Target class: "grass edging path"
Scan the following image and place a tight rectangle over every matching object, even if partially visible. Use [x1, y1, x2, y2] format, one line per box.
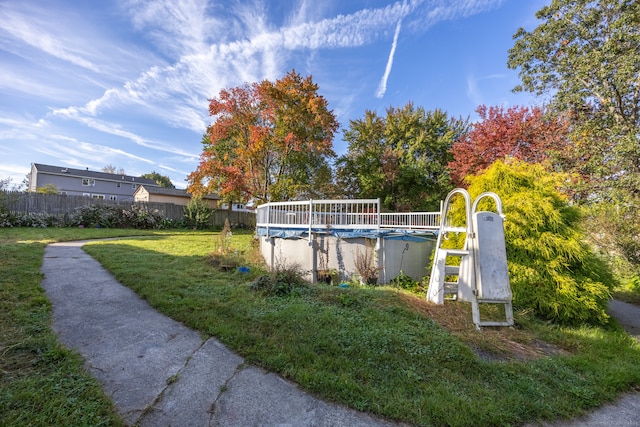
[80, 231, 640, 427]
[0, 228, 168, 426]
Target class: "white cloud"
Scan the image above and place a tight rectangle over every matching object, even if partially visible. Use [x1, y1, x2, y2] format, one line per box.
[158, 164, 185, 173]
[407, 0, 504, 32]
[0, 116, 38, 128]
[0, 115, 47, 141]
[467, 74, 482, 106]
[28, 135, 156, 173]
[0, 69, 70, 101]
[75, 117, 200, 160]
[281, 2, 412, 51]
[61, 137, 154, 163]
[39, 0, 507, 161]
[0, 0, 515, 189]
[376, 19, 402, 98]
[466, 73, 506, 106]
[48, 0, 417, 131]
[0, 6, 98, 71]
[1, 107, 198, 168]
[0, 162, 30, 188]
[0, 163, 29, 175]
[0, 0, 165, 116]
[123, 0, 223, 57]
[286, 0, 332, 28]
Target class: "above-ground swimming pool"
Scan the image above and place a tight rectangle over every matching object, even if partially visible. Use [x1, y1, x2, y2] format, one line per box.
[256, 199, 440, 284]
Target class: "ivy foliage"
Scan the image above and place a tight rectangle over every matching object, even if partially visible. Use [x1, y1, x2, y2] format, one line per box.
[448, 159, 614, 325]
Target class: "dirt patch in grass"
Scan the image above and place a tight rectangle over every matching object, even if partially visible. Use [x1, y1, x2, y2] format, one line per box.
[395, 292, 568, 362]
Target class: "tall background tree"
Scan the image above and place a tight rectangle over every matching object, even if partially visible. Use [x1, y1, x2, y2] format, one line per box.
[141, 171, 175, 188]
[102, 165, 126, 175]
[336, 104, 467, 211]
[188, 70, 338, 203]
[0, 177, 17, 192]
[508, 0, 639, 195]
[508, 0, 640, 278]
[448, 105, 569, 185]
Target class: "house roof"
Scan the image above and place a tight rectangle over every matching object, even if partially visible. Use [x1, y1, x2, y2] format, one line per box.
[33, 163, 160, 186]
[136, 185, 220, 200]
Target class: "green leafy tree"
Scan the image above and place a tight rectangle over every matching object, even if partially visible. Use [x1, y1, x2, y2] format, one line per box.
[449, 159, 613, 325]
[0, 177, 13, 191]
[21, 173, 30, 191]
[582, 195, 640, 280]
[0, 177, 14, 214]
[36, 184, 59, 194]
[508, 0, 640, 275]
[141, 171, 175, 188]
[336, 103, 467, 211]
[508, 0, 640, 197]
[188, 70, 338, 203]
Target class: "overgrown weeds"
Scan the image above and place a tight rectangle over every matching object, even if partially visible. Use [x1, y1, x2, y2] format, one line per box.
[390, 270, 425, 293]
[0, 203, 181, 229]
[353, 238, 379, 284]
[207, 221, 261, 272]
[249, 262, 308, 296]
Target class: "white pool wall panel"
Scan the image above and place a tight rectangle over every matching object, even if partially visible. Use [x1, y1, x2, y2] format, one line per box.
[259, 233, 436, 284]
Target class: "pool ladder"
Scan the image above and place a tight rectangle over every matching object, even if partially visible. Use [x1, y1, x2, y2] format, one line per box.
[427, 189, 513, 328]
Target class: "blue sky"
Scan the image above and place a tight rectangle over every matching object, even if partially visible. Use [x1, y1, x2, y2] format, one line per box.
[0, 0, 548, 189]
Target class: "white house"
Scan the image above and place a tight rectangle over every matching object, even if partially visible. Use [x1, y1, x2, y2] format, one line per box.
[133, 185, 220, 208]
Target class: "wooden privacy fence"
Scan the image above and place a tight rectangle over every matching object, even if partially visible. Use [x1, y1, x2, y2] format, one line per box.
[209, 210, 256, 228]
[1, 191, 255, 228]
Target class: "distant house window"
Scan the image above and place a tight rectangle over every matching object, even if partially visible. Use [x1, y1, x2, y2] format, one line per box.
[83, 193, 91, 197]
[116, 182, 121, 188]
[132, 184, 138, 189]
[60, 191, 67, 196]
[92, 194, 105, 200]
[109, 195, 117, 201]
[82, 178, 95, 187]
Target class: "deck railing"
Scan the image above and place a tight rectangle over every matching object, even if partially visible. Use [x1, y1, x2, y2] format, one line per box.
[380, 212, 440, 229]
[256, 199, 440, 232]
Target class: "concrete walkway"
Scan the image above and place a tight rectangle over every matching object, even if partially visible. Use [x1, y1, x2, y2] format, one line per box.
[41, 241, 402, 427]
[41, 241, 640, 426]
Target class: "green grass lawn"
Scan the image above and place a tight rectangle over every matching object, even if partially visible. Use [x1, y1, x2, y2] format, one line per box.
[3, 228, 640, 426]
[0, 227, 166, 427]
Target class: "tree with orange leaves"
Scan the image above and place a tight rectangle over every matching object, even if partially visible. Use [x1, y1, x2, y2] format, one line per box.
[188, 70, 338, 203]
